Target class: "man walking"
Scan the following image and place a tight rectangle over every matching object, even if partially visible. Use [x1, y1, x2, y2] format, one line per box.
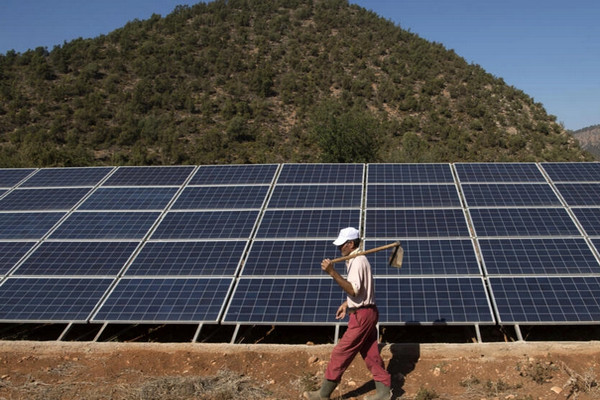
[303, 227, 391, 400]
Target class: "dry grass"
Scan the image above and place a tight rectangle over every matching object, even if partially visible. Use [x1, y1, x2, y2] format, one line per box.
[0, 369, 271, 400]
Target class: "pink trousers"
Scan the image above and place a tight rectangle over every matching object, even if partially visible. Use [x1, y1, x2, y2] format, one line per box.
[325, 307, 391, 387]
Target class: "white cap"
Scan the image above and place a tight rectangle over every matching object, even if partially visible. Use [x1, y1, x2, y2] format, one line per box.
[332, 227, 360, 246]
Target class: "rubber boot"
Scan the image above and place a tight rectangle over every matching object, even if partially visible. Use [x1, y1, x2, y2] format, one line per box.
[364, 381, 391, 400]
[303, 379, 338, 399]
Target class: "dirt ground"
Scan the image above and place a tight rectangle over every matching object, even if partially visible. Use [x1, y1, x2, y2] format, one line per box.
[0, 340, 599, 400]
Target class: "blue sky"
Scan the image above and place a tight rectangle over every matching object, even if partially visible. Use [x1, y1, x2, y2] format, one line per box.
[1, 1, 598, 130]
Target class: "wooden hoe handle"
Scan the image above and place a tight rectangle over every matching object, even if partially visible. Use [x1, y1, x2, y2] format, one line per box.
[330, 241, 401, 264]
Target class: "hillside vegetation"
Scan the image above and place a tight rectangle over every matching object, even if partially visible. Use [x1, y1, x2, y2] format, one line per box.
[0, 0, 593, 167]
[571, 124, 600, 160]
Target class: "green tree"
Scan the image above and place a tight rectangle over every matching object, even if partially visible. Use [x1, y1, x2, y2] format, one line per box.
[310, 100, 382, 163]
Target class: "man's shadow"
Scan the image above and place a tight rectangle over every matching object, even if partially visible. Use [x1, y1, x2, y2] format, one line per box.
[341, 343, 420, 399]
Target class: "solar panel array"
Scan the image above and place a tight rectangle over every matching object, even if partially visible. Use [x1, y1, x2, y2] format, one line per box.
[0, 163, 599, 331]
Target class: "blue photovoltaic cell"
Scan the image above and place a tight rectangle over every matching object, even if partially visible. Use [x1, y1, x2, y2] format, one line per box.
[172, 186, 269, 210]
[102, 166, 195, 186]
[0, 212, 64, 239]
[542, 162, 600, 182]
[190, 164, 278, 185]
[0, 188, 91, 211]
[367, 164, 454, 183]
[0, 242, 37, 275]
[365, 209, 469, 238]
[93, 277, 233, 322]
[268, 185, 362, 209]
[78, 187, 177, 210]
[0, 169, 35, 188]
[470, 208, 580, 237]
[376, 277, 494, 324]
[366, 184, 461, 208]
[0, 277, 113, 322]
[489, 276, 600, 323]
[479, 238, 600, 275]
[223, 278, 343, 324]
[455, 163, 544, 183]
[50, 212, 160, 239]
[152, 211, 259, 239]
[365, 239, 480, 276]
[555, 183, 600, 206]
[125, 241, 247, 276]
[13, 241, 139, 276]
[461, 183, 561, 207]
[256, 209, 361, 239]
[277, 164, 363, 184]
[572, 208, 600, 236]
[21, 167, 113, 187]
[242, 240, 332, 276]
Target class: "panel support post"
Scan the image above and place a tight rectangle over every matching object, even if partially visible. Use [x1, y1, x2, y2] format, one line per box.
[514, 324, 524, 342]
[192, 323, 203, 343]
[474, 324, 482, 343]
[230, 324, 241, 344]
[57, 323, 73, 341]
[93, 323, 108, 342]
[334, 324, 340, 344]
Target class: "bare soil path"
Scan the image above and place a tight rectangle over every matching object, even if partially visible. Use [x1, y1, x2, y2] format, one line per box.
[0, 340, 599, 399]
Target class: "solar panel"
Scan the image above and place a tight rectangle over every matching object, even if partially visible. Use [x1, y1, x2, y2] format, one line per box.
[125, 241, 247, 276]
[365, 239, 480, 276]
[365, 209, 469, 238]
[267, 185, 362, 209]
[172, 186, 269, 210]
[366, 184, 461, 208]
[223, 277, 343, 324]
[102, 166, 195, 186]
[4, 162, 600, 331]
[0, 169, 36, 188]
[13, 241, 139, 276]
[242, 240, 332, 276]
[78, 187, 178, 210]
[542, 162, 600, 182]
[555, 183, 600, 206]
[0, 277, 113, 322]
[0, 242, 37, 275]
[376, 277, 494, 324]
[255, 209, 361, 239]
[151, 211, 259, 239]
[479, 238, 600, 275]
[470, 208, 580, 237]
[93, 277, 233, 322]
[21, 167, 113, 187]
[277, 164, 363, 184]
[0, 212, 65, 239]
[572, 208, 600, 236]
[190, 164, 278, 185]
[461, 183, 561, 207]
[489, 276, 600, 323]
[50, 211, 160, 239]
[367, 164, 454, 183]
[455, 163, 544, 183]
[0, 188, 91, 211]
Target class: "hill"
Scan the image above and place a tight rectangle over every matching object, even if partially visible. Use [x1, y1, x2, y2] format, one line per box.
[570, 124, 600, 160]
[0, 0, 593, 167]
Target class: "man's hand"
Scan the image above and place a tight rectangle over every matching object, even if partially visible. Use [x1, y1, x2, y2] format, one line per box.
[321, 258, 334, 275]
[336, 301, 348, 320]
